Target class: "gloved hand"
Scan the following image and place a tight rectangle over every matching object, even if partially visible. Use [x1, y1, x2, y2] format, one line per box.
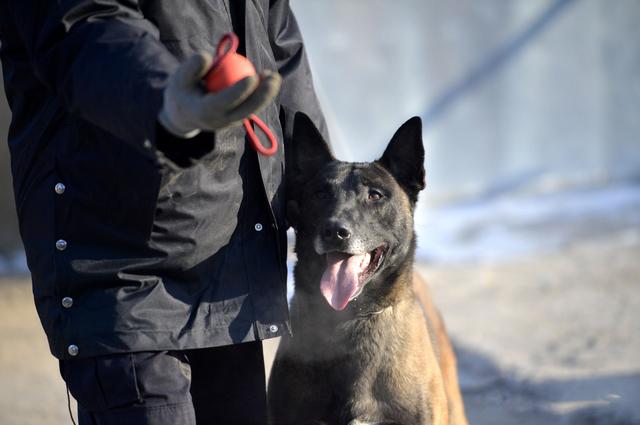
[158, 51, 282, 138]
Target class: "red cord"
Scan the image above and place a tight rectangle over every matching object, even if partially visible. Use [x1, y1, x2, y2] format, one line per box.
[244, 115, 278, 156]
[210, 33, 239, 70]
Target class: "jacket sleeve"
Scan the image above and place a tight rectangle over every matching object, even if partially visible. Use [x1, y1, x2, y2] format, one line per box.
[268, 0, 330, 143]
[6, 0, 180, 156]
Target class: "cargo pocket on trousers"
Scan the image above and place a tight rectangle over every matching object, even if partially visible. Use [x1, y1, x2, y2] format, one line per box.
[61, 353, 142, 412]
[96, 353, 143, 409]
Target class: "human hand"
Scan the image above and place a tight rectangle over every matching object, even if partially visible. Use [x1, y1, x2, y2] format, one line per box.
[158, 51, 282, 138]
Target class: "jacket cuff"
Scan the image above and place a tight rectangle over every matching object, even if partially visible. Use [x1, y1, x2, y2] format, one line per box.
[154, 121, 215, 169]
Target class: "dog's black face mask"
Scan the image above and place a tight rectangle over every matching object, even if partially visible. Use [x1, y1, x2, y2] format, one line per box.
[287, 113, 425, 311]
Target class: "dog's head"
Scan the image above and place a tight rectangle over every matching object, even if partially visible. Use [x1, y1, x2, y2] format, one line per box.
[287, 113, 425, 311]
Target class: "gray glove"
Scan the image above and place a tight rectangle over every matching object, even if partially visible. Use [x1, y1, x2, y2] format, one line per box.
[158, 51, 282, 138]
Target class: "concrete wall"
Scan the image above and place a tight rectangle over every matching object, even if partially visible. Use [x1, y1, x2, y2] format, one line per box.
[292, 0, 640, 199]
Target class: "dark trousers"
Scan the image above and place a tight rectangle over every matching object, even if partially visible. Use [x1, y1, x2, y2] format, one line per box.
[59, 341, 268, 425]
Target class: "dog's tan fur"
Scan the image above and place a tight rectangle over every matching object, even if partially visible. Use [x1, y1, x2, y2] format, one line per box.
[412, 273, 468, 425]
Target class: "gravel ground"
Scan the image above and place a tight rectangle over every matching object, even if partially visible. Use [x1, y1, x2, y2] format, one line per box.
[418, 227, 640, 425]
[1, 221, 638, 424]
[0, 278, 73, 425]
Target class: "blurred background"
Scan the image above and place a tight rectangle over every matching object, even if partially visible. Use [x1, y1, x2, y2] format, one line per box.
[1, 0, 639, 424]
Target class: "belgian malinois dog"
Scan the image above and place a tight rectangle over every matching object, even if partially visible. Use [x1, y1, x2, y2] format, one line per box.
[268, 113, 468, 425]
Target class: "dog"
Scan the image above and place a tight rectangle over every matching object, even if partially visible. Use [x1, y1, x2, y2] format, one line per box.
[267, 113, 468, 425]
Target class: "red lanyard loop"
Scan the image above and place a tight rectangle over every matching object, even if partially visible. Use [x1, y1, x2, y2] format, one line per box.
[210, 33, 239, 71]
[244, 114, 278, 156]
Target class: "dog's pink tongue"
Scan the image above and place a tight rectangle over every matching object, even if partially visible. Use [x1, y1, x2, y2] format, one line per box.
[320, 252, 370, 311]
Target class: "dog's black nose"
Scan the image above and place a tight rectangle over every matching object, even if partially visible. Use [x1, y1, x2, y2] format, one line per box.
[322, 221, 351, 241]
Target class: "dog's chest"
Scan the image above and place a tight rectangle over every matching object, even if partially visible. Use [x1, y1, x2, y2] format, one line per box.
[321, 321, 430, 424]
[287, 297, 433, 424]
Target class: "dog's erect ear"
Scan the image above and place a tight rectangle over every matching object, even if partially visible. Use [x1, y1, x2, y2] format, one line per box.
[377, 116, 425, 203]
[286, 112, 335, 198]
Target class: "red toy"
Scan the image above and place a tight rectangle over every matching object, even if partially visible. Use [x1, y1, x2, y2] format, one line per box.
[205, 33, 278, 156]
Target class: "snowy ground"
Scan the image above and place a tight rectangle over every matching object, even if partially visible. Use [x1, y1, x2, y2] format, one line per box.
[1, 183, 639, 424]
[415, 182, 640, 264]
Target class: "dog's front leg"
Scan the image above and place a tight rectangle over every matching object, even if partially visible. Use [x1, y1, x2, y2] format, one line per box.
[348, 420, 404, 425]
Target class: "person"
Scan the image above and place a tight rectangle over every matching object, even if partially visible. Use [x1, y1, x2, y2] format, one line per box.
[0, 1, 328, 424]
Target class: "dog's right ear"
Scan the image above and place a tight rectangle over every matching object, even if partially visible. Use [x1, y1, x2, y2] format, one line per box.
[378, 116, 425, 204]
[286, 112, 335, 200]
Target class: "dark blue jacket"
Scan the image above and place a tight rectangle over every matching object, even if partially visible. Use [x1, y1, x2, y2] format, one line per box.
[0, 0, 327, 359]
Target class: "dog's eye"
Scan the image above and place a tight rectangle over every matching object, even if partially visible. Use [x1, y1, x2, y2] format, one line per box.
[368, 190, 383, 201]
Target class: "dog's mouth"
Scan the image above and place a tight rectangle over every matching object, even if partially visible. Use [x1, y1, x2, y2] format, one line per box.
[319, 245, 387, 311]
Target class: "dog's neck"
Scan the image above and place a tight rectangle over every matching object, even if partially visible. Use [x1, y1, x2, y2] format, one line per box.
[354, 305, 392, 318]
[287, 262, 417, 364]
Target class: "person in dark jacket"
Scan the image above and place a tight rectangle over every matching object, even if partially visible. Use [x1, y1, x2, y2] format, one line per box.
[0, 1, 328, 423]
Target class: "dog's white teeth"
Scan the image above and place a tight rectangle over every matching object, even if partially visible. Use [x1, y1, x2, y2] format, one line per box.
[361, 253, 371, 269]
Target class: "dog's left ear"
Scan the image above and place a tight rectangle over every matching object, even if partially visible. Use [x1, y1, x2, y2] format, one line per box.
[377, 116, 425, 203]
